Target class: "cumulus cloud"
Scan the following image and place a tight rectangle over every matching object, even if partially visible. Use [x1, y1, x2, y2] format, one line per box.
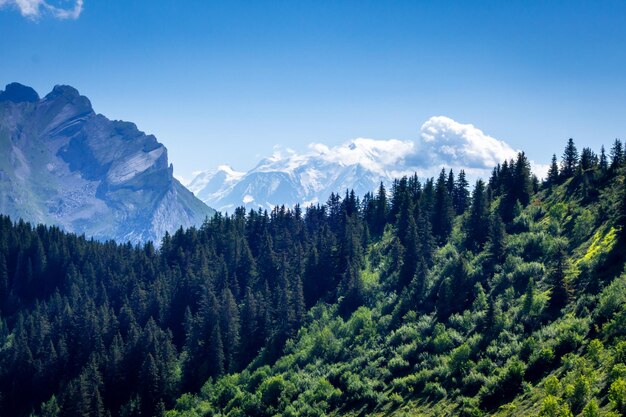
[0, 0, 83, 20]
[251, 116, 541, 185]
[416, 116, 518, 169]
[308, 138, 415, 175]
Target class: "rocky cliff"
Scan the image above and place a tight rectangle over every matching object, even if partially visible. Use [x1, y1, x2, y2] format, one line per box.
[0, 82, 214, 243]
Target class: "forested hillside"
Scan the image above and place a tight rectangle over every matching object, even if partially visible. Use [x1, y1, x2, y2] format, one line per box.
[2, 138, 626, 417]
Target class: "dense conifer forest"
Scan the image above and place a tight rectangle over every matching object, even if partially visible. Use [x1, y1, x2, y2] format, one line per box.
[1, 138, 626, 416]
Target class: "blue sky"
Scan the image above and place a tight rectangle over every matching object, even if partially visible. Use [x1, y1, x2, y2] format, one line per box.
[1, 1, 626, 181]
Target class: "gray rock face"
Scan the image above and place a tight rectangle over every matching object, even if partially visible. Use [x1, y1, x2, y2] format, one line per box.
[0, 83, 214, 243]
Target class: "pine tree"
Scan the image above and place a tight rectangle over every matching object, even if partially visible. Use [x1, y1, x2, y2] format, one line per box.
[580, 147, 597, 171]
[561, 138, 579, 178]
[140, 353, 160, 417]
[453, 170, 470, 215]
[467, 180, 489, 251]
[522, 277, 535, 316]
[291, 275, 306, 327]
[447, 169, 455, 197]
[547, 246, 570, 318]
[209, 323, 225, 377]
[374, 182, 388, 236]
[547, 154, 559, 186]
[600, 145, 608, 172]
[432, 169, 454, 245]
[618, 176, 626, 233]
[220, 287, 241, 372]
[514, 152, 533, 206]
[610, 138, 624, 169]
[0, 254, 8, 302]
[486, 211, 506, 266]
[398, 209, 421, 290]
[239, 287, 259, 366]
[40, 395, 61, 417]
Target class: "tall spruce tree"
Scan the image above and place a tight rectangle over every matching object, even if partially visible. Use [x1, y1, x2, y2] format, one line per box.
[432, 169, 455, 245]
[547, 154, 560, 186]
[600, 145, 608, 172]
[561, 138, 579, 178]
[467, 180, 490, 251]
[610, 139, 624, 169]
[453, 170, 470, 215]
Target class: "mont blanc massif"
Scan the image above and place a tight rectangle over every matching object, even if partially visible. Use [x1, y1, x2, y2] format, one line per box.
[2, 82, 626, 417]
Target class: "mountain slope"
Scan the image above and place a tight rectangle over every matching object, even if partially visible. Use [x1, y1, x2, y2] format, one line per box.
[2, 138, 625, 417]
[169, 145, 626, 417]
[0, 82, 214, 243]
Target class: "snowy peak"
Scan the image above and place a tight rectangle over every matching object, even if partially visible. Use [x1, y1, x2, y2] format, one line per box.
[190, 116, 522, 212]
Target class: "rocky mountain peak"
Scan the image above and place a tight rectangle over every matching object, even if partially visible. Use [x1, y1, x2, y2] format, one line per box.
[0, 82, 214, 243]
[0, 82, 40, 103]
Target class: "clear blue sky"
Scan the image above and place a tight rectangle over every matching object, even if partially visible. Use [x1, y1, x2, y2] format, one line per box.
[2, 1, 626, 180]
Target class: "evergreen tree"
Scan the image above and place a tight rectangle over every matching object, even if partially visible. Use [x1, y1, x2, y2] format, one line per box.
[514, 152, 533, 206]
[209, 324, 225, 377]
[220, 287, 241, 372]
[140, 353, 161, 417]
[467, 180, 489, 251]
[547, 246, 570, 318]
[486, 211, 506, 266]
[610, 138, 624, 169]
[398, 206, 421, 290]
[600, 145, 608, 172]
[547, 154, 559, 186]
[561, 138, 579, 178]
[447, 169, 455, 197]
[0, 254, 8, 302]
[432, 169, 454, 245]
[453, 170, 470, 215]
[580, 147, 597, 171]
[39, 395, 61, 417]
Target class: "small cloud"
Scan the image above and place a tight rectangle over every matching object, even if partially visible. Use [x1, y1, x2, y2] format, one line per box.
[0, 0, 83, 20]
[531, 162, 550, 180]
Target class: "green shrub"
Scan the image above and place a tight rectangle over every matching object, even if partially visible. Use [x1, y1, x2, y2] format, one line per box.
[581, 399, 600, 417]
[544, 375, 561, 397]
[609, 378, 626, 416]
[539, 395, 573, 417]
[423, 382, 446, 401]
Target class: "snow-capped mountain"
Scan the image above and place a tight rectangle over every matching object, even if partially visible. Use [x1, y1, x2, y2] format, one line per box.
[188, 138, 415, 212]
[0, 82, 215, 243]
[188, 117, 526, 213]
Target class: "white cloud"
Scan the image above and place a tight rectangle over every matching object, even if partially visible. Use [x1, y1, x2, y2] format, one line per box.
[417, 116, 518, 169]
[254, 116, 525, 182]
[0, 0, 83, 20]
[224, 115, 546, 193]
[307, 137, 415, 175]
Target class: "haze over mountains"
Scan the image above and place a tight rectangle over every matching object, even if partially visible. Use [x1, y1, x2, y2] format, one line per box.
[0, 82, 214, 243]
[187, 116, 525, 212]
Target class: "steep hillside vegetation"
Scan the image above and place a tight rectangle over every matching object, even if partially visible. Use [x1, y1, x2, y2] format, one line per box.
[167, 140, 626, 417]
[2, 139, 626, 417]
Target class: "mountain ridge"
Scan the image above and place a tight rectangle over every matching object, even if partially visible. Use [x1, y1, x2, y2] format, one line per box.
[0, 82, 214, 243]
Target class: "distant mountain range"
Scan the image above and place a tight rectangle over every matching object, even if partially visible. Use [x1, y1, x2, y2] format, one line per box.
[0, 82, 214, 243]
[187, 139, 409, 212]
[186, 120, 524, 213]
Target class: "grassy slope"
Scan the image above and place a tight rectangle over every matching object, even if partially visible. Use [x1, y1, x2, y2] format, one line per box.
[167, 168, 626, 417]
